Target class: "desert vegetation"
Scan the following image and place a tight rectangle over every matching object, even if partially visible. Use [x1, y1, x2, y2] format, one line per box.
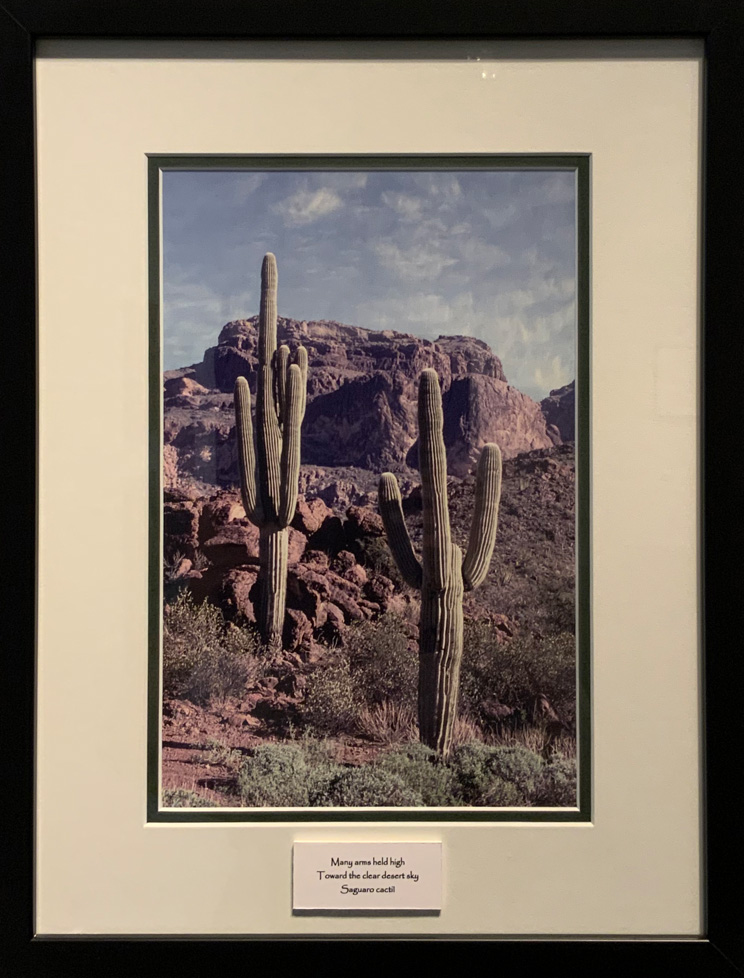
[161, 596, 575, 808]
[160, 253, 577, 810]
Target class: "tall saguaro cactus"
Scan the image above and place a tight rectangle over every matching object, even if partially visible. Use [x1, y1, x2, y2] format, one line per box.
[378, 368, 502, 757]
[233, 254, 308, 649]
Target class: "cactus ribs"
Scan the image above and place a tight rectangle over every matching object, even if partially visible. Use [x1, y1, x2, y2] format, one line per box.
[379, 369, 502, 758]
[233, 254, 308, 649]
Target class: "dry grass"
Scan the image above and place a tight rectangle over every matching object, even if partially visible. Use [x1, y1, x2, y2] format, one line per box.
[489, 722, 576, 759]
[449, 713, 488, 748]
[356, 701, 417, 744]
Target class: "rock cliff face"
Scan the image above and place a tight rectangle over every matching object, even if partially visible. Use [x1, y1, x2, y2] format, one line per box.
[164, 317, 561, 487]
[541, 381, 575, 443]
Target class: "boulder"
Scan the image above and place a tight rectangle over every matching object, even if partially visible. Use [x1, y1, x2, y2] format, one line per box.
[199, 492, 246, 543]
[283, 608, 313, 652]
[219, 567, 260, 623]
[439, 375, 555, 477]
[202, 523, 260, 567]
[344, 505, 385, 540]
[163, 500, 201, 559]
[291, 496, 333, 535]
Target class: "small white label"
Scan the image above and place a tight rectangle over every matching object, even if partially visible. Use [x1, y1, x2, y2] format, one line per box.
[293, 842, 442, 912]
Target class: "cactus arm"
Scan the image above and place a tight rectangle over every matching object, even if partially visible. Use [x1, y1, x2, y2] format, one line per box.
[233, 376, 259, 521]
[278, 364, 303, 528]
[295, 346, 308, 420]
[378, 473, 423, 588]
[259, 253, 278, 365]
[418, 368, 451, 590]
[275, 344, 290, 425]
[462, 443, 502, 591]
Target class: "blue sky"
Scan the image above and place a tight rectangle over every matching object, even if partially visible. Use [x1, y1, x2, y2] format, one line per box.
[162, 168, 576, 400]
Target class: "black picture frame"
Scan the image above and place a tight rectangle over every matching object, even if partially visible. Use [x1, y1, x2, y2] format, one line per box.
[3, 1, 742, 973]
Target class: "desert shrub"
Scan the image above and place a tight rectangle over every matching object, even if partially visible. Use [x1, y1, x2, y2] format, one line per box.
[237, 743, 338, 807]
[162, 591, 262, 705]
[192, 549, 210, 572]
[346, 613, 417, 709]
[450, 742, 545, 806]
[484, 745, 544, 796]
[534, 756, 577, 807]
[460, 622, 576, 727]
[203, 738, 244, 772]
[356, 535, 403, 586]
[314, 766, 423, 807]
[301, 658, 357, 735]
[161, 788, 212, 808]
[163, 550, 186, 583]
[301, 614, 417, 738]
[356, 701, 417, 744]
[377, 743, 460, 807]
[234, 736, 570, 809]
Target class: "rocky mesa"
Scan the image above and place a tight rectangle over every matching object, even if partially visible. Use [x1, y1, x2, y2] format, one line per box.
[164, 317, 570, 489]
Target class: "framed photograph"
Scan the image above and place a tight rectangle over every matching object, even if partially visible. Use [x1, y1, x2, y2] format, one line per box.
[150, 153, 590, 823]
[4, 1, 742, 971]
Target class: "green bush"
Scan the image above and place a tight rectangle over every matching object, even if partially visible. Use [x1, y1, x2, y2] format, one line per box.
[232, 737, 575, 809]
[376, 743, 460, 807]
[301, 614, 417, 737]
[315, 766, 423, 807]
[161, 788, 212, 808]
[237, 743, 337, 807]
[346, 613, 417, 709]
[163, 591, 262, 706]
[460, 621, 576, 727]
[301, 658, 357, 735]
[534, 756, 577, 807]
[356, 535, 403, 585]
[450, 742, 545, 806]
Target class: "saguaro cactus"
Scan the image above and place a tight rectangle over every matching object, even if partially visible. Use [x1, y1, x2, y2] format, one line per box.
[233, 254, 308, 649]
[378, 368, 502, 757]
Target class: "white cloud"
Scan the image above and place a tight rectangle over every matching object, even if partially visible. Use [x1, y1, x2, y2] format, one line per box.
[357, 291, 481, 336]
[317, 172, 368, 191]
[457, 237, 511, 273]
[374, 241, 459, 281]
[483, 202, 519, 230]
[231, 173, 266, 204]
[533, 355, 571, 393]
[163, 266, 253, 367]
[380, 191, 424, 220]
[410, 173, 463, 202]
[272, 188, 343, 226]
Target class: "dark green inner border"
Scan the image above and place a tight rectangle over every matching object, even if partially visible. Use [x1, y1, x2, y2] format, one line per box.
[147, 154, 591, 824]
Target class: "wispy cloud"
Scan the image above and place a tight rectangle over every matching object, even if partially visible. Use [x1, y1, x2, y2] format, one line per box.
[380, 191, 424, 220]
[533, 355, 571, 393]
[374, 241, 459, 281]
[162, 168, 577, 399]
[272, 188, 343, 226]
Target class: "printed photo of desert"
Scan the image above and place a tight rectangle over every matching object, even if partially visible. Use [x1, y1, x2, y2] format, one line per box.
[158, 165, 581, 810]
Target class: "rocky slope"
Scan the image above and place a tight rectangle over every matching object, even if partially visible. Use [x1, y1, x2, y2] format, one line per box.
[164, 443, 575, 662]
[164, 317, 566, 488]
